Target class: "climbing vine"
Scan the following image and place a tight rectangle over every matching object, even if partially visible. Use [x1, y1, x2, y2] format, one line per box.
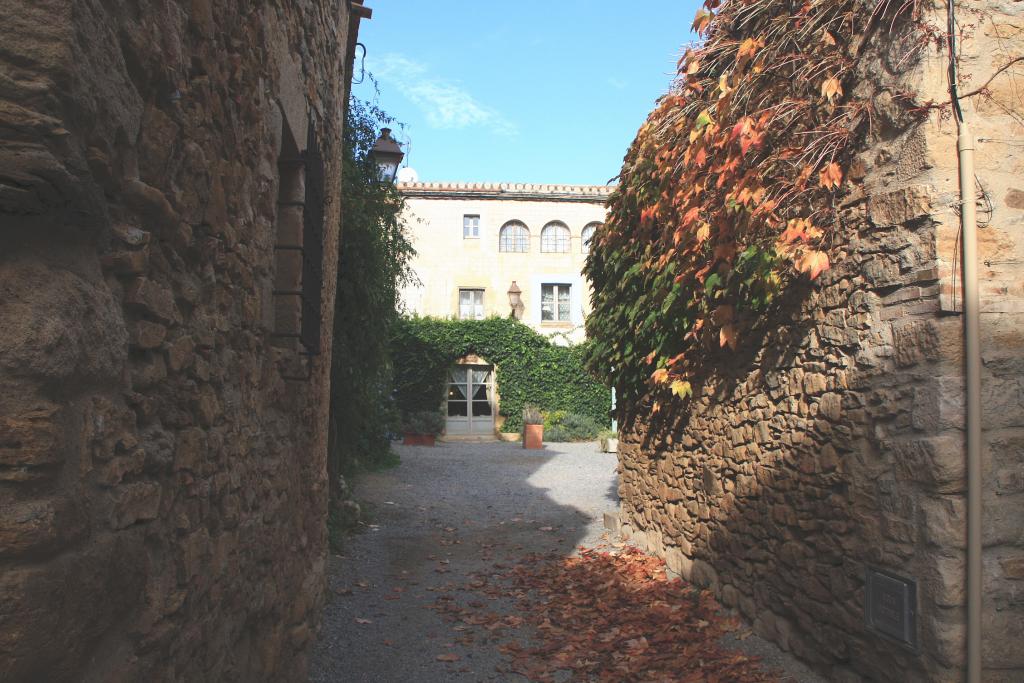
[391, 317, 611, 432]
[328, 98, 415, 476]
[585, 0, 915, 404]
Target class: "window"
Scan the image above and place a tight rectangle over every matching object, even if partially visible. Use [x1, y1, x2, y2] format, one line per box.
[540, 222, 570, 253]
[459, 288, 484, 319]
[582, 222, 601, 253]
[541, 284, 571, 322]
[463, 214, 480, 239]
[499, 221, 530, 252]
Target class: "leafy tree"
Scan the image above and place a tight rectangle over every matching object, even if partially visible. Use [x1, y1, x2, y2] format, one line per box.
[328, 98, 415, 484]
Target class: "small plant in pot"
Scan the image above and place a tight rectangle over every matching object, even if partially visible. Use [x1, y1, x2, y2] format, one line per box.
[598, 428, 618, 453]
[522, 404, 544, 450]
[401, 410, 444, 446]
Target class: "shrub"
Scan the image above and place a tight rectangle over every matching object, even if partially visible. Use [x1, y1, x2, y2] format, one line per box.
[543, 409, 568, 430]
[543, 412, 603, 442]
[401, 410, 445, 435]
[328, 97, 415, 478]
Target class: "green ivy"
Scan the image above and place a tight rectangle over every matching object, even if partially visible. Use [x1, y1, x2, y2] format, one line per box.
[328, 97, 415, 478]
[391, 316, 611, 432]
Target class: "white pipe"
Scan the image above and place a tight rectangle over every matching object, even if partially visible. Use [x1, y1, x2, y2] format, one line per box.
[957, 121, 982, 683]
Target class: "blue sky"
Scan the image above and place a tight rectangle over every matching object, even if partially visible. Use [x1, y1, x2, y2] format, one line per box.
[354, 1, 700, 185]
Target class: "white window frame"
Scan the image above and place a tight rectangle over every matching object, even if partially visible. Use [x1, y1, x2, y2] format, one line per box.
[499, 221, 530, 253]
[540, 283, 571, 322]
[582, 222, 600, 253]
[463, 214, 480, 239]
[540, 222, 570, 253]
[458, 288, 485, 320]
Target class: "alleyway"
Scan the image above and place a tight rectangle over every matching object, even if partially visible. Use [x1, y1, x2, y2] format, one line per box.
[309, 442, 615, 681]
[308, 442, 824, 682]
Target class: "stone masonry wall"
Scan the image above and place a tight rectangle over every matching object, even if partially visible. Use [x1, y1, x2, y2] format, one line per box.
[613, 2, 1023, 682]
[0, 1, 357, 679]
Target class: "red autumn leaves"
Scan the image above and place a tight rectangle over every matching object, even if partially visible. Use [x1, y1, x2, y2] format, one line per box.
[436, 545, 780, 682]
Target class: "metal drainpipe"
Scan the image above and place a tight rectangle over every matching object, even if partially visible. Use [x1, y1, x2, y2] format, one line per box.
[957, 121, 982, 683]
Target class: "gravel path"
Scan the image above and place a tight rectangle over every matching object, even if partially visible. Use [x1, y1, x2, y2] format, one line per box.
[308, 440, 824, 683]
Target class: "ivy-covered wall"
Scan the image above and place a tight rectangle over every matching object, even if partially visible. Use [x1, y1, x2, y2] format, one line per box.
[391, 317, 610, 432]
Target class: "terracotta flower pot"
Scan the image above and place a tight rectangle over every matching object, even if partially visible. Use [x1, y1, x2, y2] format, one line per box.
[402, 433, 436, 446]
[523, 424, 543, 449]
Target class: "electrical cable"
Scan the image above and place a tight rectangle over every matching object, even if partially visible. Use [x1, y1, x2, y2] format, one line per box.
[947, 0, 964, 122]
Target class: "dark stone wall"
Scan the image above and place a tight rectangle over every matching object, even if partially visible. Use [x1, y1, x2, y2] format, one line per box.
[0, 1, 355, 679]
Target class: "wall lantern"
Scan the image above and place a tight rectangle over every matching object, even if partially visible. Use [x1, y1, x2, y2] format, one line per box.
[369, 127, 404, 183]
[507, 281, 524, 320]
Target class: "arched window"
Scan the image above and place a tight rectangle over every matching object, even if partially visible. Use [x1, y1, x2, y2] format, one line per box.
[499, 221, 530, 253]
[540, 222, 570, 253]
[581, 222, 601, 253]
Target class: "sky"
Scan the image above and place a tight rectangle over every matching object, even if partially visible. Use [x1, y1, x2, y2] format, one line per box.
[353, 1, 700, 186]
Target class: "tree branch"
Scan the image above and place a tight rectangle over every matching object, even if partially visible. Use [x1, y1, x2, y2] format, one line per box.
[960, 56, 1024, 99]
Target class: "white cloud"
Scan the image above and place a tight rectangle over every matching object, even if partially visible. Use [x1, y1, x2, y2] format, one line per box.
[607, 77, 628, 90]
[369, 53, 518, 136]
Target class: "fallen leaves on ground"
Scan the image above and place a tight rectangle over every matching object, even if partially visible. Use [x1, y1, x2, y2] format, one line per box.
[434, 546, 779, 682]
[435, 653, 461, 662]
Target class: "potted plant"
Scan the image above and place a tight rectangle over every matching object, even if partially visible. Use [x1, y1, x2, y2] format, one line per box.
[598, 428, 618, 453]
[401, 410, 444, 446]
[522, 404, 544, 450]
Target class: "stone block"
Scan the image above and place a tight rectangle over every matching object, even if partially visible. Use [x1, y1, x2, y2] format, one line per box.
[101, 249, 148, 275]
[0, 497, 87, 558]
[999, 556, 1024, 580]
[0, 263, 128, 381]
[920, 495, 967, 549]
[893, 319, 940, 367]
[124, 278, 177, 325]
[912, 377, 965, 432]
[166, 336, 196, 373]
[109, 482, 162, 530]
[0, 405, 61, 471]
[691, 558, 720, 593]
[890, 436, 966, 493]
[130, 320, 167, 350]
[867, 186, 933, 227]
[983, 607, 1024, 668]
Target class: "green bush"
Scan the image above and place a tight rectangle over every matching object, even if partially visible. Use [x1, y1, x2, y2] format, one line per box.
[544, 412, 603, 442]
[401, 410, 445, 435]
[391, 316, 611, 432]
[328, 97, 415, 478]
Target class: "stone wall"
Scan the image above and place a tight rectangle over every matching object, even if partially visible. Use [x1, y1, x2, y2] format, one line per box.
[0, 1, 360, 679]
[612, 1, 1023, 681]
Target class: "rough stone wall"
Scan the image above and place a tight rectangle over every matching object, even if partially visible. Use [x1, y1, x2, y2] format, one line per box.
[0, 1, 356, 679]
[612, 2, 1023, 682]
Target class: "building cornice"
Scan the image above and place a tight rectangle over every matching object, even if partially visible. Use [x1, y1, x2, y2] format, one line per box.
[398, 182, 615, 203]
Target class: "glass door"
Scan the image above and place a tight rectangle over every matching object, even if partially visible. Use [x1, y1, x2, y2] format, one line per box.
[446, 365, 494, 435]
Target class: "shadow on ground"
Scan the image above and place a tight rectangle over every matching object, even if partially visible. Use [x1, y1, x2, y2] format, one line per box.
[308, 440, 618, 682]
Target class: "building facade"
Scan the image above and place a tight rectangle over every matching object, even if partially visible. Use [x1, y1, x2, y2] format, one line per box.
[398, 182, 613, 345]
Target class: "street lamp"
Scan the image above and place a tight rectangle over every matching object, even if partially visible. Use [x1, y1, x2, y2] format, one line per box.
[368, 127, 404, 183]
[507, 281, 524, 320]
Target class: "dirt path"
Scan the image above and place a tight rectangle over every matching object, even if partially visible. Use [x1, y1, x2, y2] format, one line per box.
[309, 441, 617, 682]
[308, 440, 824, 682]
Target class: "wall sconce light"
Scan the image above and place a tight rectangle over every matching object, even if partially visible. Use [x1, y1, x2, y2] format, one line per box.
[507, 281, 524, 320]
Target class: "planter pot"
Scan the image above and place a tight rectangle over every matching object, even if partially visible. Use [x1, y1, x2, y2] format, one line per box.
[601, 437, 619, 453]
[523, 424, 543, 450]
[402, 433, 436, 446]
